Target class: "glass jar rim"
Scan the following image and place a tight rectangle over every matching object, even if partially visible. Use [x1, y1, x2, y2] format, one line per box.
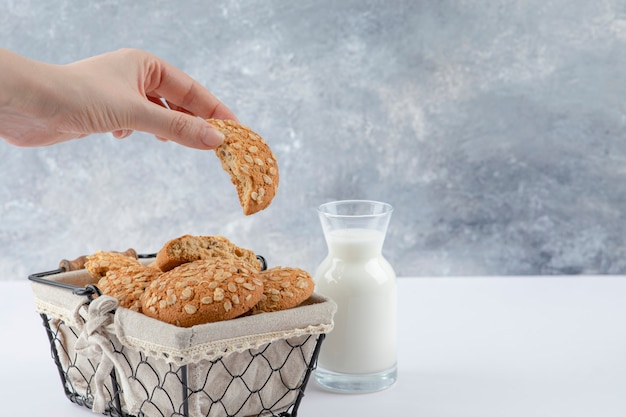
[317, 199, 393, 218]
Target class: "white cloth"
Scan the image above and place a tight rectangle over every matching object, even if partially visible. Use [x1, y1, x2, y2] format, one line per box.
[74, 295, 141, 414]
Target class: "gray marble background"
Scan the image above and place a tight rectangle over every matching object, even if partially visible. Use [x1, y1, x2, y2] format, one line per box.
[2, 0, 626, 280]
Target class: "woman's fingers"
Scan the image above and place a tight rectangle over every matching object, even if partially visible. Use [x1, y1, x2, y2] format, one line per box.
[134, 102, 225, 149]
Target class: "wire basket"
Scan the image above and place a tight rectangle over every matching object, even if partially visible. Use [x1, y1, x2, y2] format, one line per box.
[29, 254, 335, 417]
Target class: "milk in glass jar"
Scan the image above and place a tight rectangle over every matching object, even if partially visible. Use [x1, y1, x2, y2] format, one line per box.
[314, 200, 397, 393]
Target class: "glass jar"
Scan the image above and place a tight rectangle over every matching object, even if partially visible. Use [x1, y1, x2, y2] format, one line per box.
[314, 200, 397, 393]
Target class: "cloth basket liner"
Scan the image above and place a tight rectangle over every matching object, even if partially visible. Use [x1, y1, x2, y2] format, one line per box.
[30, 266, 336, 417]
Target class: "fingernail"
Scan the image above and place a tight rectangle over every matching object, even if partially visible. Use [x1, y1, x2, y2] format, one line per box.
[112, 129, 133, 139]
[201, 125, 225, 148]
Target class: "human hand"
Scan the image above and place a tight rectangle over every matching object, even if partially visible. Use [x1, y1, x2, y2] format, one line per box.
[0, 48, 237, 148]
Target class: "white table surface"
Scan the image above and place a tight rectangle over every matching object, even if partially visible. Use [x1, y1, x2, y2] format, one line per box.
[2, 276, 625, 416]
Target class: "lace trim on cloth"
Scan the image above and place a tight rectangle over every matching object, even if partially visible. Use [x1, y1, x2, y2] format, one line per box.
[119, 323, 333, 366]
[34, 298, 85, 327]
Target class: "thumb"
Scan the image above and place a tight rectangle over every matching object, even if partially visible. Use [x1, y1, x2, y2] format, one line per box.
[135, 105, 225, 150]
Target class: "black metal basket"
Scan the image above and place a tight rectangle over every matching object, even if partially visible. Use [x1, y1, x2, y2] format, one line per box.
[29, 254, 330, 417]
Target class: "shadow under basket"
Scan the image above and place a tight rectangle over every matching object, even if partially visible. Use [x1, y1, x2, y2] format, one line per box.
[29, 254, 335, 417]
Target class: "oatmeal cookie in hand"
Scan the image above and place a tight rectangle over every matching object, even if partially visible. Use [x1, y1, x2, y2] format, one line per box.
[207, 119, 279, 215]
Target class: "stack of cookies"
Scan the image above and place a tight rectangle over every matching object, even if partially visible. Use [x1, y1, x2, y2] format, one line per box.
[84, 234, 315, 327]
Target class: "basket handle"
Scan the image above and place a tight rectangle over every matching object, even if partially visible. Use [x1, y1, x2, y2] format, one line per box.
[58, 248, 138, 272]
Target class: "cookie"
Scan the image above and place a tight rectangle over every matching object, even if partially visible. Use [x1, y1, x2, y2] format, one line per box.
[140, 259, 264, 327]
[85, 250, 142, 280]
[155, 234, 261, 272]
[207, 119, 279, 215]
[252, 266, 315, 314]
[96, 265, 162, 312]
